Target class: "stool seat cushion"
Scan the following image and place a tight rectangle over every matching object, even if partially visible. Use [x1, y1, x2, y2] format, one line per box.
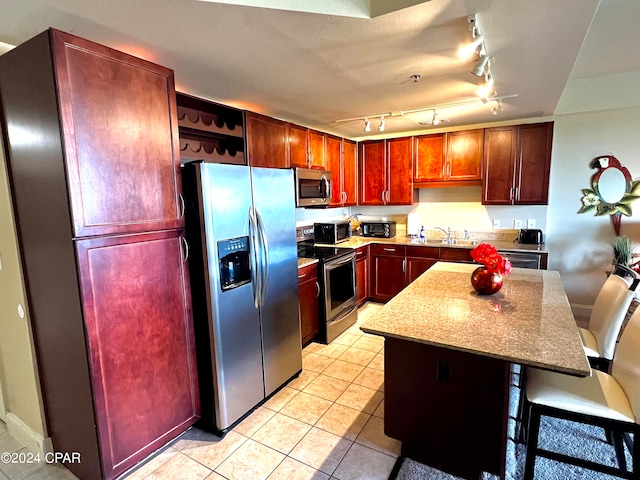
[526, 367, 635, 424]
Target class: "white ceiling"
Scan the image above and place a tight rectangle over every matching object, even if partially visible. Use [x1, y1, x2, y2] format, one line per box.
[0, 0, 636, 140]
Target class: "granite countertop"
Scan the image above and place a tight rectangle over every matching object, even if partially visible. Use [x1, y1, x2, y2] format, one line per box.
[360, 262, 590, 377]
[297, 258, 319, 268]
[331, 234, 548, 254]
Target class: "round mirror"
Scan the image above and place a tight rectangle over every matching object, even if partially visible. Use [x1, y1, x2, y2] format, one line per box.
[598, 168, 627, 204]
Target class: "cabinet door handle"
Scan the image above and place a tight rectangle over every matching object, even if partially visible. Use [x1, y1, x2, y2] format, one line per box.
[402, 259, 406, 272]
[179, 194, 185, 219]
[383, 248, 396, 252]
[381, 191, 385, 203]
[315, 281, 320, 297]
[386, 190, 391, 203]
[181, 237, 190, 262]
[357, 250, 364, 256]
[298, 272, 307, 279]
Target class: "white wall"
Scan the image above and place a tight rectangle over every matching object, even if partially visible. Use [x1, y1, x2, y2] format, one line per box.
[547, 106, 640, 306]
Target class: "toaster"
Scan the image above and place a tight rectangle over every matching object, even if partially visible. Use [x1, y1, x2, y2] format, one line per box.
[519, 229, 544, 245]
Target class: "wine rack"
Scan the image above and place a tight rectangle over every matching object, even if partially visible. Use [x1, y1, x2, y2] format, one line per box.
[176, 92, 246, 165]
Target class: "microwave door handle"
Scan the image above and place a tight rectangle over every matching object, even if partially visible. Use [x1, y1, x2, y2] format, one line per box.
[320, 175, 330, 200]
[256, 208, 270, 305]
[248, 206, 261, 309]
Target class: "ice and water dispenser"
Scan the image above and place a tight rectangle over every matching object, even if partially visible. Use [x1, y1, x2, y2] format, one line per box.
[218, 236, 251, 291]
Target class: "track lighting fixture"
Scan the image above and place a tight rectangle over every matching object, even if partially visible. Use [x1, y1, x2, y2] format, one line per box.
[335, 95, 518, 130]
[477, 71, 495, 100]
[471, 54, 490, 77]
[490, 99, 503, 116]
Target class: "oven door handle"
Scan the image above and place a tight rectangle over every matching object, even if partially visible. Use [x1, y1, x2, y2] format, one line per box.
[325, 251, 356, 269]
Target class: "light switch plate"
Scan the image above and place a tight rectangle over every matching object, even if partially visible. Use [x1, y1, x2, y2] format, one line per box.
[493, 219, 501, 229]
[527, 219, 537, 228]
[514, 219, 523, 229]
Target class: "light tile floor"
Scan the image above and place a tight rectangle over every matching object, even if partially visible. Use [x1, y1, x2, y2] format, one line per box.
[0, 302, 399, 480]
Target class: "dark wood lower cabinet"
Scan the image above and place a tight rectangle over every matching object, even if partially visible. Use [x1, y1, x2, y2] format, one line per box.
[298, 263, 320, 346]
[356, 246, 369, 305]
[76, 230, 200, 479]
[370, 245, 406, 302]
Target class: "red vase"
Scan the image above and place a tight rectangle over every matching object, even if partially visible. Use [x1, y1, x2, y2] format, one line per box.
[471, 266, 503, 295]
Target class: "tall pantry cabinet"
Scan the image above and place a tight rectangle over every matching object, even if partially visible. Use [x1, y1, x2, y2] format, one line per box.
[0, 29, 199, 480]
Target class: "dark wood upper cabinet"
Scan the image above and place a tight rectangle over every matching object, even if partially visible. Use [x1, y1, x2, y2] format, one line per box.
[386, 136, 416, 205]
[483, 122, 553, 205]
[359, 140, 387, 205]
[342, 139, 358, 206]
[328, 136, 357, 206]
[287, 124, 326, 170]
[308, 129, 326, 169]
[414, 133, 447, 182]
[446, 129, 483, 181]
[414, 130, 482, 186]
[288, 123, 309, 168]
[50, 29, 184, 238]
[246, 112, 288, 168]
[359, 138, 415, 206]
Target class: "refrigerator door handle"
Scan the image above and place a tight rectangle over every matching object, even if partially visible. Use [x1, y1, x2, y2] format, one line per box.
[249, 206, 261, 309]
[255, 208, 270, 305]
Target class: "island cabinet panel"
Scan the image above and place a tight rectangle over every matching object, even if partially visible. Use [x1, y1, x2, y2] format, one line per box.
[355, 245, 370, 305]
[384, 338, 510, 479]
[483, 122, 553, 205]
[287, 123, 309, 168]
[413, 133, 447, 182]
[52, 29, 184, 238]
[370, 245, 407, 302]
[0, 28, 199, 480]
[76, 231, 199, 479]
[246, 112, 288, 168]
[298, 262, 320, 346]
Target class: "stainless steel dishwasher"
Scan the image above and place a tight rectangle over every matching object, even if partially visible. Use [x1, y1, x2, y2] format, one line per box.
[499, 251, 543, 269]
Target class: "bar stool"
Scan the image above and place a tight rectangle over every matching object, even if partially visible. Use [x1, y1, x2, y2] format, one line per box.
[578, 264, 639, 372]
[522, 305, 640, 479]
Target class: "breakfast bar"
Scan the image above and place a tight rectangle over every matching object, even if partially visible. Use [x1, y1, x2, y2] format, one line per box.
[360, 262, 591, 479]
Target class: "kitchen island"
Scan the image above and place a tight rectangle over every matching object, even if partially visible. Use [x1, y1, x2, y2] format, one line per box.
[360, 262, 590, 479]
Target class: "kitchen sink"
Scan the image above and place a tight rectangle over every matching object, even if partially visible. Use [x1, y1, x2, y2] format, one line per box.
[420, 239, 479, 246]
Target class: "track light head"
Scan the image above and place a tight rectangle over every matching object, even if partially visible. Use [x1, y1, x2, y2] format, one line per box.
[378, 116, 385, 132]
[471, 55, 490, 76]
[364, 118, 371, 132]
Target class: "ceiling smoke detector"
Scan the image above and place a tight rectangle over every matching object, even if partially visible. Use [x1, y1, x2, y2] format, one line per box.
[410, 74, 421, 83]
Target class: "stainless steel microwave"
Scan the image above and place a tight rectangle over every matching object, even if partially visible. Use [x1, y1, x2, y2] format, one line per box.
[294, 168, 332, 207]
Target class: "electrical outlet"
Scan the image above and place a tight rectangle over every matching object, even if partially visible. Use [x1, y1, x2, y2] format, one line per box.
[527, 219, 537, 229]
[493, 219, 501, 229]
[514, 219, 523, 229]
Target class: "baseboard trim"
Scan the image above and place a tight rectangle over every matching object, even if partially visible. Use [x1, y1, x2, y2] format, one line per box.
[5, 412, 52, 455]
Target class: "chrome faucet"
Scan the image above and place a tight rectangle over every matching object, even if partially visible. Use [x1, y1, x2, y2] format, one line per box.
[434, 226, 455, 244]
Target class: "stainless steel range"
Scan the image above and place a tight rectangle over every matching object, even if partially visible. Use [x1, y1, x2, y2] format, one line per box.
[297, 226, 358, 344]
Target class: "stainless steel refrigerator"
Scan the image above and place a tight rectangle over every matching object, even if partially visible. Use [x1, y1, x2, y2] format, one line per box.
[182, 162, 302, 434]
